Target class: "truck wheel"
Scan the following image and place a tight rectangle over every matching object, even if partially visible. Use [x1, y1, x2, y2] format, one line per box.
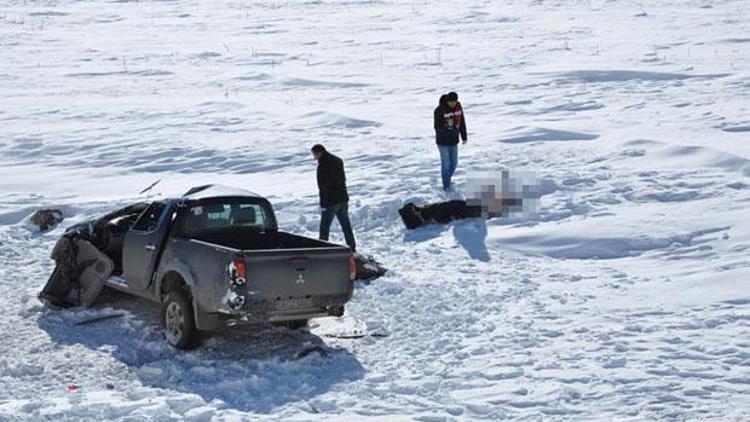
[161, 289, 199, 350]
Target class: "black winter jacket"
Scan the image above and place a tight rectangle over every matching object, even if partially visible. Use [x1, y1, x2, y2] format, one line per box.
[316, 152, 350, 208]
[434, 101, 468, 146]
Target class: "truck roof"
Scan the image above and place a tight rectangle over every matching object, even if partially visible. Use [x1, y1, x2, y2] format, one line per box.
[181, 184, 265, 201]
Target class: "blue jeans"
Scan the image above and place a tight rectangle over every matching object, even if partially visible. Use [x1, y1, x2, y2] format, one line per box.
[438, 145, 458, 189]
[320, 201, 356, 251]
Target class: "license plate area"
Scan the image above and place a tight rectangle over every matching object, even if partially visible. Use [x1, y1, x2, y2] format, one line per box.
[276, 297, 314, 311]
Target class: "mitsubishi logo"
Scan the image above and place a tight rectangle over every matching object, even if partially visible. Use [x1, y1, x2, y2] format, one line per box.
[296, 272, 306, 285]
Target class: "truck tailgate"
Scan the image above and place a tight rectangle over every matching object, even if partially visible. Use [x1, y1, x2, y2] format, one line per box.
[243, 247, 352, 300]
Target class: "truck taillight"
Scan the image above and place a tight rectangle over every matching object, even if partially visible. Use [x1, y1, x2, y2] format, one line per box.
[227, 259, 247, 288]
[349, 255, 356, 281]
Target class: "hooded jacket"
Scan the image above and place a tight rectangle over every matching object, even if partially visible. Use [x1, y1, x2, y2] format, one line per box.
[434, 100, 467, 146]
[316, 151, 350, 208]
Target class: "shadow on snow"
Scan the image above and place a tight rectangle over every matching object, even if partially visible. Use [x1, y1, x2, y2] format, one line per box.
[36, 291, 365, 414]
[403, 218, 490, 262]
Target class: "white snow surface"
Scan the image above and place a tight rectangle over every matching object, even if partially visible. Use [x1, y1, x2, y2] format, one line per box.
[1, 0, 750, 420]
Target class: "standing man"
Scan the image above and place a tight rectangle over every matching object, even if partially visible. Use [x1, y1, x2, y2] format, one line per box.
[434, 91, 468, 190]
[312, 144, 356, 251]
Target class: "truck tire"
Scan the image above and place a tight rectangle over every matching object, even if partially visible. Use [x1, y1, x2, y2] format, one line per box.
[161, 288, 199, 350]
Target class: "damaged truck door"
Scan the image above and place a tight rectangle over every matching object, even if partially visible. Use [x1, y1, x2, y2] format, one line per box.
[122, 201, 169, 291]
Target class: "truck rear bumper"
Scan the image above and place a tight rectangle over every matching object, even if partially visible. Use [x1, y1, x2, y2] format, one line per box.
[267, 311, 334, 322]
[196, 295, 347, 330]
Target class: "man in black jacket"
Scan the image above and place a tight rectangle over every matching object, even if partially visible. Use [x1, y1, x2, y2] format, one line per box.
[434, 91, 468, 190]
[312, 144, 356, 251]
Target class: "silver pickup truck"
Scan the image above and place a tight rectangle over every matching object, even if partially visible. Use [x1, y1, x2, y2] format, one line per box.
[94, 185, 354, 349]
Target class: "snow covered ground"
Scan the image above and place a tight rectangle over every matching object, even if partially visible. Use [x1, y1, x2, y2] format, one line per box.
[1, 0, 750, 420]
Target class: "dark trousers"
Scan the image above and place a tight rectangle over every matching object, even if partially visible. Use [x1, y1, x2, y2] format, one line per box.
[320, 201, 356, 251]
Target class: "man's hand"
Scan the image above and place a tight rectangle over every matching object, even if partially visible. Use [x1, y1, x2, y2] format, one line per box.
[462, 138, 468, 145]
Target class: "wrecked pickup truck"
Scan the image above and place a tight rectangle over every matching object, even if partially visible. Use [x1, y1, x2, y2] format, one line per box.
[42, 185, 356, 349]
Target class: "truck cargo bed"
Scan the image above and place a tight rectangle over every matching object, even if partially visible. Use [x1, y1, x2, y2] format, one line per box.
[183, 228, 344, 251]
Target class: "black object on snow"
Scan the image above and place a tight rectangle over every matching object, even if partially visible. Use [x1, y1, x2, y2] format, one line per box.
[30, 209, 63, 232]
[398, 200, 482, 230]
[353, 253, 388, 281]
[323, 331, 390, 339]
[74, 313, 126, 326]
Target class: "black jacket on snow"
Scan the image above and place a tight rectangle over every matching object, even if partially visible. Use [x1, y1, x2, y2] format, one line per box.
[317, 151, 350, 208]
[434, 101, 467, 146]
